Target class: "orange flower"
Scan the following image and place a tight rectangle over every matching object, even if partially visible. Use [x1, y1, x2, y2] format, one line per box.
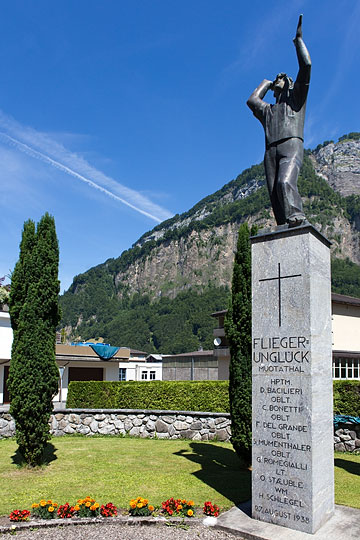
[177, 505, 183, 510]
[90, 505, 96, 511]
[187, 509, 194, 517]
[94, 503, 99, 509]
[74, 505, 80, 511]
[85, 502, 91, 507]
[130, 503, 136, 509]
[148, 505, 154, 512]
[31, 503, 39, 509]
[143, 499, 148, 505]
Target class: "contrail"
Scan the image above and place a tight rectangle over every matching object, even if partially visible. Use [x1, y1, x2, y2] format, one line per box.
[0, 110, 174, 222]
[0, 132, 164, 222]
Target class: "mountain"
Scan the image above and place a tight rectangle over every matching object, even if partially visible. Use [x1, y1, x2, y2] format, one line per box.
[60, 135, 360, 353]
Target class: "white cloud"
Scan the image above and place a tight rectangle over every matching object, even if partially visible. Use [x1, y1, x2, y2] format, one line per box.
[0, 111, 174, 223]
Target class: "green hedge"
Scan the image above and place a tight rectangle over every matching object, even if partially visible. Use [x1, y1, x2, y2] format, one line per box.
[333, 380, 360, 417]
[66, 380, 230, 413]
[67, 380, 360, 417]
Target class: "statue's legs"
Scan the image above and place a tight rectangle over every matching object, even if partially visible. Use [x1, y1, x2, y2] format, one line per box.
[264, 138, 305, 226]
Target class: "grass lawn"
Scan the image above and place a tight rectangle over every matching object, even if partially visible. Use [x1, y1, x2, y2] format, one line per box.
[0, 437, 359, 516]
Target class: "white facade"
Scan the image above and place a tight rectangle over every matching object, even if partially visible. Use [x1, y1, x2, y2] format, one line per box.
[119, 361, 162, 382]
[0, 309, 12, 360]
[0, 308, 12, 404]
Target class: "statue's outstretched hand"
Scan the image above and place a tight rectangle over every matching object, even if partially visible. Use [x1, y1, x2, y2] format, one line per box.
[294, 14, 303, 41]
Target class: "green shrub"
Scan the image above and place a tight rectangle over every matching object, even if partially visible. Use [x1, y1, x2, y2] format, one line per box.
[333, 381, 360, 417]
[67, 380, 230, 413]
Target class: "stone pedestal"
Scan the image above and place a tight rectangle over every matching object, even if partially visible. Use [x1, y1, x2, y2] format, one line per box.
[251, 224, 334, 534]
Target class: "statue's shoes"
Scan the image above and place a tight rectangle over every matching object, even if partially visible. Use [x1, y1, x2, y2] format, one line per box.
[287, 215, 307, 228]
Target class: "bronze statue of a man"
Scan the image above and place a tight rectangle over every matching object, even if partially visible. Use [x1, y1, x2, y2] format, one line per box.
[247, 15, 311, 227]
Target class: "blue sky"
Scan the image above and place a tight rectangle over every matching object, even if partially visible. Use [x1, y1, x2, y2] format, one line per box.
[0, 0, 359, 292]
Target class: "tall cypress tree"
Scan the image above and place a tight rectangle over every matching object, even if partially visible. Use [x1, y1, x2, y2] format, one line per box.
[8, 213, 60, 466]
[224, 222, 256, 464]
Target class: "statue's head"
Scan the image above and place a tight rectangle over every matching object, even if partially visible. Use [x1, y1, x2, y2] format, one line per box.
[273, 73, 294, 100]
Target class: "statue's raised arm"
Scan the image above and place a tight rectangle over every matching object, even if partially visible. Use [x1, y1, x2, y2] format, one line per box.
[293, 14, 311, 86]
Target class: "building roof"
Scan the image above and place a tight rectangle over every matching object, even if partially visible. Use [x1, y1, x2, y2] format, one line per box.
[56, 344, 130, 361]
[130, 348, 149, 356]
[331, 293, 360, 307]
[163, 350, 213, 358]
[211, 309, 227, 318]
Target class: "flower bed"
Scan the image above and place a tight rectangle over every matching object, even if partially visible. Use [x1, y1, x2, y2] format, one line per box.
[9, 496, 221, 522]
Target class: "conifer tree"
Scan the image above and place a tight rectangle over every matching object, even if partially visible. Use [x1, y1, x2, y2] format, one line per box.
[8, 213, 60, 466]
[224, 222, 256, 464]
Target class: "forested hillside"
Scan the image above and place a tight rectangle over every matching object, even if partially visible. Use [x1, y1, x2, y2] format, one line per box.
[60, 136, 360, 352]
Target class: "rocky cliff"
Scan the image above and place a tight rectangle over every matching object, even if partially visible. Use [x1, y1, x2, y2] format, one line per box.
[60, 136, 360, 344]
[310, 138, 360, 197]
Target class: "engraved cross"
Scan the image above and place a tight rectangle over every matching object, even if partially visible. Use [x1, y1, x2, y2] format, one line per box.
[259, 262, 301, 326]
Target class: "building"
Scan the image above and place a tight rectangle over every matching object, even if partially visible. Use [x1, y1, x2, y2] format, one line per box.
[162, 350, 218, 380]
[212, 292, 360, 380]
[0, 312, 162, 405]
[331, 293, 360, 379]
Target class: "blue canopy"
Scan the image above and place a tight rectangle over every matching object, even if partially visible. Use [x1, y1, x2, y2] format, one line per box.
[334, 415, 360, 430]
[89, 344, 120, 360]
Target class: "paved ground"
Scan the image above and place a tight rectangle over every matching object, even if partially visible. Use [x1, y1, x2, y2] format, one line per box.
[1, 522, 242, 539]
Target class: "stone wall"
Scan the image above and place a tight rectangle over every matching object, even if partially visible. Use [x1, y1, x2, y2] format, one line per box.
[334, 423, 360, 452]
[1, 410, 359, 451]
[0, 409, 231, 442]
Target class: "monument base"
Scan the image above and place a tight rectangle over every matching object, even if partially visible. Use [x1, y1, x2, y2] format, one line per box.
[216, 502, 360, 540]
[251, 224, 334, 533]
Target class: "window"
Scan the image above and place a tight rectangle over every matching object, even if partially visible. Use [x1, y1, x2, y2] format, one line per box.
[333, 357, 360, 379]
[119, 368, 127, 381]
[149, 370, 156, 380]
[141, 371, 148, 380]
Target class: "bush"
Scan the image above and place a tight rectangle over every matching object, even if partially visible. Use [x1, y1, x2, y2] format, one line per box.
[67, 380, 230, 412]
[333, 381, 360, 417]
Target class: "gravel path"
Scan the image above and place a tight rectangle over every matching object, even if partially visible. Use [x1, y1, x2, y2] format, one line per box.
[2, 522, 241, 539]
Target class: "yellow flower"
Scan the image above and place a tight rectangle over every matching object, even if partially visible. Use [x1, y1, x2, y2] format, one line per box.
[148, 505, 154, 512]
[137, 503, 143, 508]
[130, 503, 136, 509]
[31, 503, 39, 509]
[74, 505, 80, 511]
[40, 501, 46, 507]
[187, 509, 194, 517]
[85, 502, 91, 507]
[48, 506, 54, 513]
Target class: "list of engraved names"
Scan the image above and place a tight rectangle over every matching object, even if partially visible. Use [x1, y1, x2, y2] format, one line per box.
[252, 334, 312, 528]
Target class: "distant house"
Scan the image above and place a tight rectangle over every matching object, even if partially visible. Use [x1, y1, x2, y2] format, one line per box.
[162, 350, 218, 381]
[0, 317, 163, 405]
[212, 292, 360, 380]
